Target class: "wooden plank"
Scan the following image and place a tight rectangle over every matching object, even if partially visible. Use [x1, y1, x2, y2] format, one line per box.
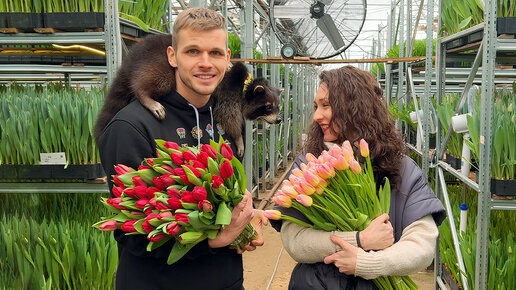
[0, 28, 21, 34]
[34, 27, 62, 34]
[121, 33, 141, 42]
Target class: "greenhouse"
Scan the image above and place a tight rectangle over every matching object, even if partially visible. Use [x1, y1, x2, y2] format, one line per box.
[0, 0, 514, 289]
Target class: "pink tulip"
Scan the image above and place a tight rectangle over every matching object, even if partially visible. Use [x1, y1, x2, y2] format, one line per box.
[360, 139, 369, 158]
[148, 234, 165, 242]
[99, 220, 118, 231]
[220, 143, 234, 160]
[263, 210, 282, 220]
[114, 164, 133, 175]
[282, 185, 299, 198]
[316, 163, 335, 179]
[164, 141, 180, 150]
[350, 159, 362, 174]
[296, 194, 313, 207]
[282, 180, 292, 187]
[333, 155, 349, 171]
[299, 180, 315, 195]
[273, 195, 292, 208]
[121, 220, 138, 232]
[343, 140, 353, 155]
[291, 168, 303, 177]
[303, 170, 321, 187]
[318, 178, 328, 188]
[300, 163, 308, 171]
[305, 153, 317, 163]
[314, 186, 324, 195]
[201, 144, 218, 159]
[342, 147, 353, 162]
[219, 160, 234, 179]
[166, 222, 181, 236]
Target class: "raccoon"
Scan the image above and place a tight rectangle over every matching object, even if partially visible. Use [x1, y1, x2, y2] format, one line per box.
[93, 34, 282, 157]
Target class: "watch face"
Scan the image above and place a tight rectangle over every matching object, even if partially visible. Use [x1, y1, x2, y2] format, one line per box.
[282, 45, 295, 59]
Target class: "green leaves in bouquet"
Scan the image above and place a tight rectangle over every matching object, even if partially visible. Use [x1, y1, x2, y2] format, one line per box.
[167, 234, 205, 265]
[215, 201, 232, 226]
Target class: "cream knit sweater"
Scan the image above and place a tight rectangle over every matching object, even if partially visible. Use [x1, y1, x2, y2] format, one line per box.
[280, 215, 438, 280]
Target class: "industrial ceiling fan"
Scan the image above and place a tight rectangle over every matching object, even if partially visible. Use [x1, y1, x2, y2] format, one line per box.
[270, 0, 367, 59]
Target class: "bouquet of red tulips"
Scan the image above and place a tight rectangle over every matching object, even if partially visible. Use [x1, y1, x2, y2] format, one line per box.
[93, 138, 256, 265]
[264, 139, 417, 290]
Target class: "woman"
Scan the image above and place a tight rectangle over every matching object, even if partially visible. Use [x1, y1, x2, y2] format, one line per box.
[271, 66, 445, 289]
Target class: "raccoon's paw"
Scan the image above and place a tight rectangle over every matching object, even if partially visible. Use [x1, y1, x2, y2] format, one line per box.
[237, 146, 245, 158]
[150, 103, 166, 120]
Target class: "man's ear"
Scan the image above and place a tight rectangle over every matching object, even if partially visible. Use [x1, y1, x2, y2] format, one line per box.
[167, 46, 177, 68]
[226, 48, 231, 69]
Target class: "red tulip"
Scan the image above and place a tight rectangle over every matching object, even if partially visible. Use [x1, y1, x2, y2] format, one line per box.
[121, 220, 138, 232]
[146, 187, 161, 199]
[164, 141, 180, 150]
[183, 150, 197, 162]
[161, 165, 175, 173]
[166, 222, 181, 236]
[167, 197, 183, 210]
[190, 160, 206, 170]
[112, 186, 123, 197]
[184, 165, 201, 178]
[197, 151, 209, 167]
[142, 221, 154, 233]
[148, 234, 165, 242]
[99, 220, 118, 231]
[149, 198, 157, 207]
[153, 176, 166, 190]
[219, 160, 234, 179]
[106, 197, 127, 210]
[170, 152, 184, 166]
[130, 211, 145, 217]
[175, 213, 189, 224]
[132, 176, 147, 187]
[144, 207, 156, 216]
[160, 174, 177, 188]
[220, 143, 234, 160]
[134, 185, 148, 199]
[192, 186, 207, 201]
[173, 168, 185, 176]
[180, 191, 197, 204]
[201, 144, 217, 159]
[179, 174, 192, 185]
[212, 175, 224, 188]
[198, 200, 213, 212]
[113, 175, 125, 187]
[114, 164, 133, 175]
[146, 158, 155, 166]
[156, 201, 169, 210]
[135, 199, 149, 209]
[167, 188, 180, 198]
[158, 211, 173, 220]
[145, 213, 160, 222]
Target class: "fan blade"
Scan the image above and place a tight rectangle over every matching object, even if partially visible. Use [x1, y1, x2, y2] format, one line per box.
[316, 14, 345, 50]
[273, 5, 311, 18]
[317, 0, 332, 5]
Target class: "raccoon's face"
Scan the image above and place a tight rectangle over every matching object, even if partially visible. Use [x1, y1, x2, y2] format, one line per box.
[246, 85, 282, 124]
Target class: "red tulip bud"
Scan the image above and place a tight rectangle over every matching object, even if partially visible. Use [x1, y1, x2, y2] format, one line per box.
[166, 222, 181, 236]
[135, 199, 149, 209]
[144, 207, 156, 216]
[183, 150, 197, 162]
[220, 143, 234, 160]
[132, 176, 147, 187]
[192, 186, 207, 201]
[201, 144, 217, 159]
[167, 197, 183, 210]
[180, 191, 197, 204]
[159, 211, 173, 220]
[121, 220, 138, 232]
[106, 197, 127, 210]
[146, 187, 161, 199]
[99, 220, 118, 231]
[189, 160, 206, 170]
[173, 168, 185, 176]
[130, 211, 145, 217]
[148, 233, 165, 242]
[170, 152, 184, 166]
[184, 165, 201, 178]
[167, 188, 180, 198]
[164, 141, 180, 150]
[161, 165, 175, 173]
[132, 185, 148, 199]
[198, 200, 213, 212]
[153, 176, 166, 190]
[197, 151, 209, 167]
[219, 160, 234, 179]
[146, 158, 155, 166]
[142, 221, 154, 233]
[112, 186, 123, 197]
[212, 175, 224, 188]
[114, 164, 133, 175]
[149, 198, 157, 207]
[156, 201, 169, 210]
[175, 213, 189, 224]
[113, 175, 125, 187]
[160, 174, 177, 188]
[138, 165, 151, 170]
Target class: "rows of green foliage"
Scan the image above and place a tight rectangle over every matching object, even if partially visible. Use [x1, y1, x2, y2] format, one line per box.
[438, 185, 516, 290]
[0, 193, 117, 289]
[0, 84, 103, 165]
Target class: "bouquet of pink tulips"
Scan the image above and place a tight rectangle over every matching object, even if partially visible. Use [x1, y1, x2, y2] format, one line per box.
[93, 138, 256, 265]
[265, 139, 417, 290]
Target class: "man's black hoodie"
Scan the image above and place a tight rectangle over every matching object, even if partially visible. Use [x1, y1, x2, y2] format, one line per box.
[98, 91, 243, 290]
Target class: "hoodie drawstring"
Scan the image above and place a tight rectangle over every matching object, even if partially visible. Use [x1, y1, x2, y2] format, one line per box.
[209, 106, 214, 139]
[188, 103, 202, 149]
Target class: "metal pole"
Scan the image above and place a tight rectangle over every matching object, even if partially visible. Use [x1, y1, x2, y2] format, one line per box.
[104, 0, 122, 90]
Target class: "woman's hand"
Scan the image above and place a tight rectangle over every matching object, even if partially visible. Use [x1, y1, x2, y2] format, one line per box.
[237, 209, 268, 254]
[359, 213, 394, 251]
[323, 235, 358, 275]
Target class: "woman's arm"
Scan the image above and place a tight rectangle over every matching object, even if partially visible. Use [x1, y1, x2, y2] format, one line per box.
[354, 215, 438, 279]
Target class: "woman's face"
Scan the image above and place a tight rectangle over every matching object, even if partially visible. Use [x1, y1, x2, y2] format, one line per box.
[313, 83, 339, 142]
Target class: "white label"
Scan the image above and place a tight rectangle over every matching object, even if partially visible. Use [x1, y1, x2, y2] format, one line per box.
[40, 152, 67, 165]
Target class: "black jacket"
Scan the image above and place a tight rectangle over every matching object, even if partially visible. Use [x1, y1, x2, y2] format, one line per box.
[98, 91, 243, 290]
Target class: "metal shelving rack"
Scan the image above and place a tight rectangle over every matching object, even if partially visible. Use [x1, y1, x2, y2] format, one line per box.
[432, 0, 516, 289]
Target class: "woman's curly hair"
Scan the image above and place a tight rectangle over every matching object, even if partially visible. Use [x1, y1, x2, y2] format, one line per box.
[304, 65, 406, 189]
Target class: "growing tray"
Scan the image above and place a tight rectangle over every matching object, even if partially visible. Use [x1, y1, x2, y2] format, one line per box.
[446, 17, 516, 50]
[0, 164, 106, 180]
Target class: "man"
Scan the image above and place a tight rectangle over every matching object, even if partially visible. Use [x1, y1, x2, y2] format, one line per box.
[97, 7, 265, 289]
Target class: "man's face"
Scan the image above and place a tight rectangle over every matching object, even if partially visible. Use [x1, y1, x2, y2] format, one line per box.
[167, 28, 230, 101]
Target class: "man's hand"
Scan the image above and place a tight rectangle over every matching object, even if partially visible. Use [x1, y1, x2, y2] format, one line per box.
[359, 213, 394, 251]
[237, 209, 268, 254]
[208, 192, 254, 249]
[323, 235, 358, 275]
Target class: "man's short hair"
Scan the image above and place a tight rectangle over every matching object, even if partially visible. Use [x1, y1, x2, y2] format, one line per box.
[172, 7, 227, 50]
